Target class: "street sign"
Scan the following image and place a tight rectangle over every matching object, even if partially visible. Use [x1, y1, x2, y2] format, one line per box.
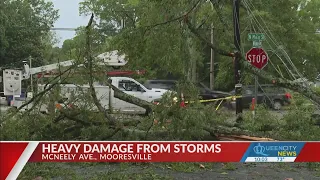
[247, 33, 266, 118]
[245, 48, 269, 69]
[248, 33, 265, 41]
[252, 41, 262, 48]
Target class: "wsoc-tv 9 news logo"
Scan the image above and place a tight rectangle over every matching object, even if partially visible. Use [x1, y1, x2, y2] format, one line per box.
[240, 142, 306, 162]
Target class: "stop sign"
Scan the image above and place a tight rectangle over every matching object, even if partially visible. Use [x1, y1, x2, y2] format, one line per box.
[245, 48, 268, 69]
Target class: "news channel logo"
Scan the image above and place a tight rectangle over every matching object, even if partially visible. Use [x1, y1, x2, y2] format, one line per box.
[248, 142, 305, 157]
[253, 143, 269, 156]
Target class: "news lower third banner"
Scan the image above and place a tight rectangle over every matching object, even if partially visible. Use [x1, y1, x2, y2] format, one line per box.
[1, 141, 320, 180]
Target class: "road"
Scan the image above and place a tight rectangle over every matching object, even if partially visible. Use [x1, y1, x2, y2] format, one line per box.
[18, 162, 320, 180]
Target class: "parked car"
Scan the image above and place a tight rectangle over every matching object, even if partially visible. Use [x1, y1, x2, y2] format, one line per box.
[145, 80, 234, 108]
[197, 82, 234, 103]
[230, 84, 292, 110]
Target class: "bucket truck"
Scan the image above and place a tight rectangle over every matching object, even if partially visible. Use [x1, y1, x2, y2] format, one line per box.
[3, 50, 169, 114]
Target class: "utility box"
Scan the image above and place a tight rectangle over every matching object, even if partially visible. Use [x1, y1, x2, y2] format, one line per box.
[3, 69, 22, 96]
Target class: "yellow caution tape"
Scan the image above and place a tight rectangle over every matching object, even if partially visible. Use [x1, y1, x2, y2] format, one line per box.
[184, 95, 242, 104]
[215, 100, 224, 111]
[154, 96, 242, 111]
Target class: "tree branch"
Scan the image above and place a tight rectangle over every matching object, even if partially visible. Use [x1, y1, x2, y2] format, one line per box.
[16, 65, 74, 112]
[105, 80, 154, 114]
[123, 11, 136, 28]
[185, 18, 234, 57]
[209, 0, 230, 31]
[243, 61, 320, 106]
[185, 17, 320, 106]
[85, 13, 118, 125]
[142, 0, 203, 31]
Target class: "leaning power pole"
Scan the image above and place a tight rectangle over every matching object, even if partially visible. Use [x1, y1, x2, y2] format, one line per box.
[233, 0, 243, 121]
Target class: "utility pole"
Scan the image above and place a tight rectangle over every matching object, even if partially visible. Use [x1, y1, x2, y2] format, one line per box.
[210, 3, 215, 90]
[29, 56, 33, 93]
[233, 0, 243, 121]
[210, 27, 215, 90]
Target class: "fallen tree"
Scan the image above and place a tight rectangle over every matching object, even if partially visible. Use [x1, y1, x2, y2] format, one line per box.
[185, 17, 320, 107]
[39, 14, 320, 141]
[3, 8, 319, 142]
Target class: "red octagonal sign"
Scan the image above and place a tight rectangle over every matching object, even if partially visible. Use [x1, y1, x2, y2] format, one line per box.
[245, 48, 268, 69]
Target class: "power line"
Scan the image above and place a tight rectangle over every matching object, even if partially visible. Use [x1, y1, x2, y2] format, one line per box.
[243, 0, 303, 81]
[50, 28, 77, 31]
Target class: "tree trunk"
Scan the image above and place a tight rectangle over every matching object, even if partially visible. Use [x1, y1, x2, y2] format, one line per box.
[187, 38, 197, 82]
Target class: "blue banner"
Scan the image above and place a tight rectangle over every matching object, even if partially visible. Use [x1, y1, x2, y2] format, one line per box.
[240, 142, 305, 162]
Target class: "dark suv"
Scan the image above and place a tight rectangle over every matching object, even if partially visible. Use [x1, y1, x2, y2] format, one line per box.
[230, 84, 291, 110]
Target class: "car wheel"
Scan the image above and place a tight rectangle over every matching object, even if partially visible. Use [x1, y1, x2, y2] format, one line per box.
[273, 101, 282, 110]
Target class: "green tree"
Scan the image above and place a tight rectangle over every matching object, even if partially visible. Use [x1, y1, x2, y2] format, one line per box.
[59, 23, 116, 61]
[241, 0, 320, 80]
[0, 0, 59, 67]
[80, 0, 210, 80]
[79, 0, 320, 89]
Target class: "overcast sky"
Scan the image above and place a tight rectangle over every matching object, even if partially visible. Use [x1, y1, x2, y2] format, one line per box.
[51, 0, 90, 47]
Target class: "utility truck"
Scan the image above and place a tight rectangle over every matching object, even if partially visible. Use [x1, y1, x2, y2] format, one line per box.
[41, 76, 168, 114]
[3, 50, 169, 114]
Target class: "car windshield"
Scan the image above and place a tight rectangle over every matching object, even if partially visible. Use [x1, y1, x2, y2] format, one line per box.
[144, 80, 176, 90]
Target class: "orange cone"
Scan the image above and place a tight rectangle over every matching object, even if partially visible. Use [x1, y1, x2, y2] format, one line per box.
[180, 93, 186, 108]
